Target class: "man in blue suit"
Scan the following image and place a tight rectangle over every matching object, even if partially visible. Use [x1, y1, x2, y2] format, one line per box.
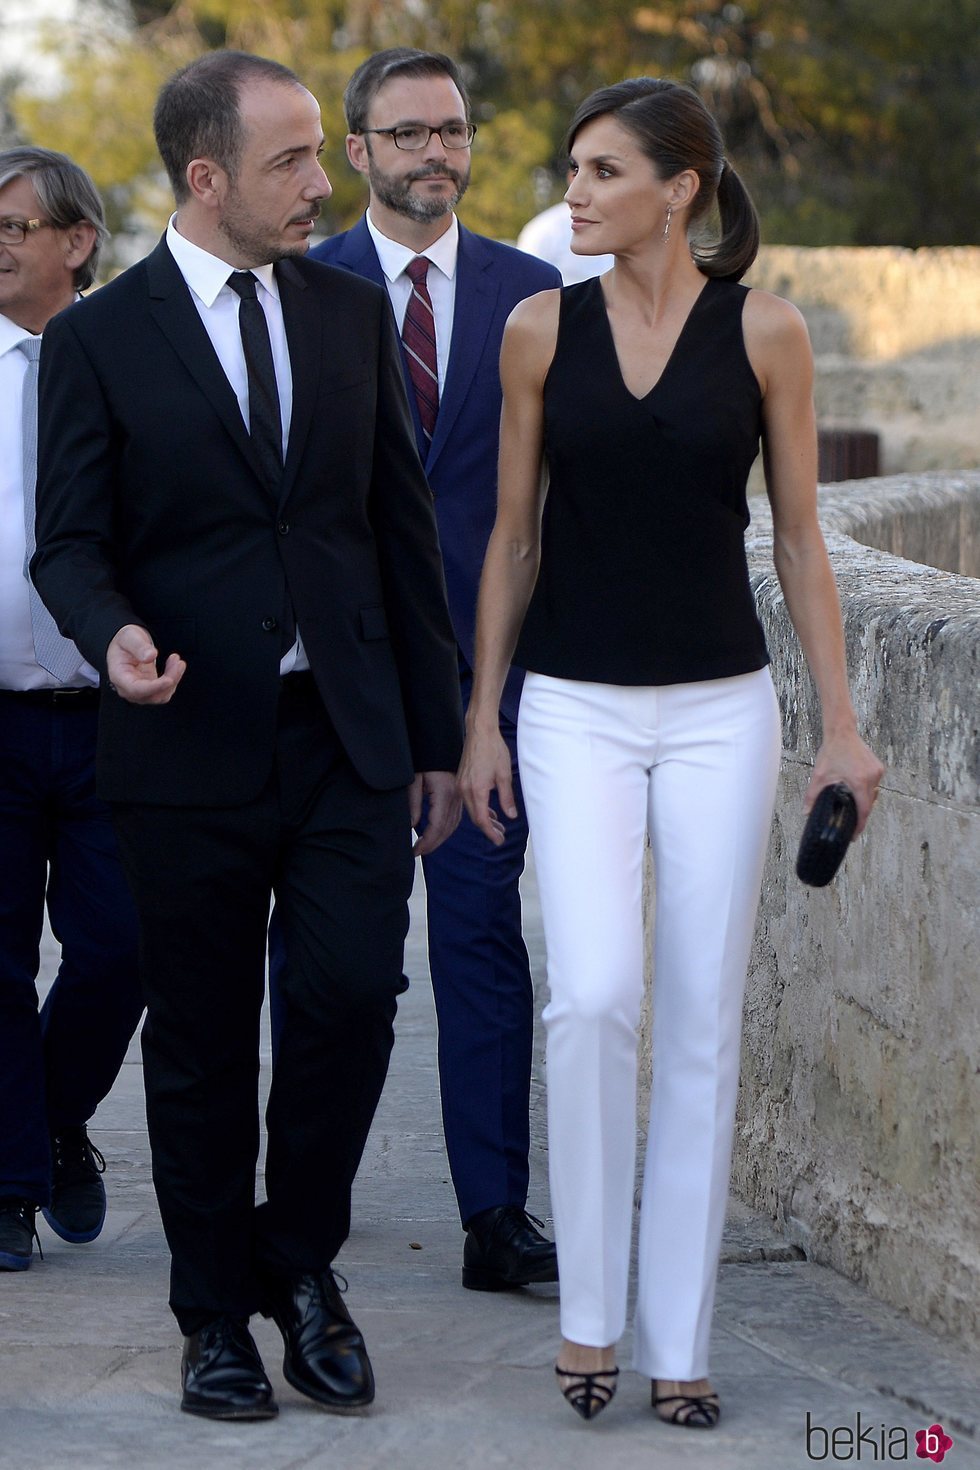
[312, 48, 561, 1290]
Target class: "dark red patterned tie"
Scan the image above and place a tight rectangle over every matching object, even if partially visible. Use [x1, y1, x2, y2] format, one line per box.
[402, 256, 439, 442]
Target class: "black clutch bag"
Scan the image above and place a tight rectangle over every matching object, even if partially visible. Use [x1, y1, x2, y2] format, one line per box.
[796, 782, 858, 887]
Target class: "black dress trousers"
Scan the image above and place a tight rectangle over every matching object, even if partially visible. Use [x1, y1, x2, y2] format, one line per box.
[112, 675, 413, 1330]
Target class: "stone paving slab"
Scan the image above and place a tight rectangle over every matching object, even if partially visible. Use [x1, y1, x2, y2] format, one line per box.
[3, 877, 976, 1470]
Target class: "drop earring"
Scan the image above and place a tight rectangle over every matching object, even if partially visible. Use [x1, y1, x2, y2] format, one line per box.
[663, 205, 673, 242]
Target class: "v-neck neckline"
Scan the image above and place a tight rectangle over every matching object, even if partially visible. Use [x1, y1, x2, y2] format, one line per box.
[594, 274, 714, 403]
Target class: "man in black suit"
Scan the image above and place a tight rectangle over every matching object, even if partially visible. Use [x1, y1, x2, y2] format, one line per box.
[32, 50, 463, 1422]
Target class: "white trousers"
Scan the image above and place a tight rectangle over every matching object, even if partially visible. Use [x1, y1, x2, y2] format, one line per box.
[518, 668, 781, 1379]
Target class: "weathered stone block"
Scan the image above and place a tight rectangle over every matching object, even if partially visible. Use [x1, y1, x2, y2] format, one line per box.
[746, 247, 980, 360]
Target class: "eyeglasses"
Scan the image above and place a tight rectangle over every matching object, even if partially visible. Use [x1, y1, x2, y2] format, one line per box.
[0, 217, 56, 245]
[359, 123, 477, 151]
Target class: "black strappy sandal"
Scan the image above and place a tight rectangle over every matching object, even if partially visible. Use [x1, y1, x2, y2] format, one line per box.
[652, 1381, 720, 1428]
[555, 1363, 620, 1421]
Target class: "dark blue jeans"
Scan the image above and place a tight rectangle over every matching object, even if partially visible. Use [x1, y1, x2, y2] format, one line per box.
[0, 695, 143, 1204]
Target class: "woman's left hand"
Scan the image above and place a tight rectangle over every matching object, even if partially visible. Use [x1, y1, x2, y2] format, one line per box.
[805, 730, 885, 837]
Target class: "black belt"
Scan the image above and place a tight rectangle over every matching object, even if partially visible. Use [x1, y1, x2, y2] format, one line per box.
[0, 686, 100, 707]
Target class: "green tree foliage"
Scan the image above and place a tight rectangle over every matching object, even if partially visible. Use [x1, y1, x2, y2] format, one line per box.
[8, 0, 980, 263]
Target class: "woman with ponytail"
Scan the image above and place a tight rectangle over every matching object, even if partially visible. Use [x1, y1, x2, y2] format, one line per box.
[459, 78, 882, 1428]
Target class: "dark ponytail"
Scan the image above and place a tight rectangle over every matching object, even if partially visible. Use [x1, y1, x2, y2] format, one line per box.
[694, 159, 759, 282]
[566, 78, 760, 282]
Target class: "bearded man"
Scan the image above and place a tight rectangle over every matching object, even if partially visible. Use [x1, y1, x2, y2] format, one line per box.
[307, 49, 561, 1293]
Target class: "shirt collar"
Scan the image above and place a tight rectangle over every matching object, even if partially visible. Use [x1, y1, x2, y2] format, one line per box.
[166, 215, 280, 306]
[0, 301, 80, 358]
[365, 211, 459, 285]
[0, 311, 37, 359]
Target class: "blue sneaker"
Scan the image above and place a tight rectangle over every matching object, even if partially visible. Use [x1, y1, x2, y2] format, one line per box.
[0, 1198, 38, 1270]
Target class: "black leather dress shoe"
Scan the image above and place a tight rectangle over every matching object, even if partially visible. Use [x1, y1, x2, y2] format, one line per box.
[263, 1268, 375, 1412]
[462, 1205, 559, 1290]
[180, 1317, 277, 1420]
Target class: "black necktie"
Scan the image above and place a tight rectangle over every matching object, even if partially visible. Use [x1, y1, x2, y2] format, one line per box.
[226, 271, 295, 655]
[226, 271, 283, 493]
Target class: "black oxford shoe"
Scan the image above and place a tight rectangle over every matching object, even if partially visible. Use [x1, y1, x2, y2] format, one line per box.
[263, 1268, 375, 1412]
[462, 1205, 559, 1290]
[180, 1317, 277, 1420]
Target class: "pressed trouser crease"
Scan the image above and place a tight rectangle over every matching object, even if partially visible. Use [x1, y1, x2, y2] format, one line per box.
[518, 668, 781, 1378]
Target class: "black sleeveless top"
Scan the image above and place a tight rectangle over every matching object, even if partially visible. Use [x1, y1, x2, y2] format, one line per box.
[515, 275, 770, 686]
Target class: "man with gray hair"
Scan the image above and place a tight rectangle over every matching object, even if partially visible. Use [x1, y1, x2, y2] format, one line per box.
[0, 146, 143, 1273]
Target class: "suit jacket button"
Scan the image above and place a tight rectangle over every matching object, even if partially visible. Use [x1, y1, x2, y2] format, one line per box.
[261, 616, 278, 632]
[277, 520, 290, 535]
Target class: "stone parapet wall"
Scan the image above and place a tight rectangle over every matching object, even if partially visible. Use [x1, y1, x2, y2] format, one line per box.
[815, 472, 980, 580]
[731, 470, 979, 1344]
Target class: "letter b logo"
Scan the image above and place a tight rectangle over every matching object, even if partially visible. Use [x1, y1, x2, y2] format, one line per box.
[806, 1412, 829, 1460]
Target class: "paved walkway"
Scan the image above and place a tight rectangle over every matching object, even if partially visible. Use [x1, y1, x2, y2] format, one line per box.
[4, 865, 977, 1470]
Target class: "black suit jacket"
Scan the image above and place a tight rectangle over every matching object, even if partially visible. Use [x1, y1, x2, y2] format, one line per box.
[32, 237, 463, 805]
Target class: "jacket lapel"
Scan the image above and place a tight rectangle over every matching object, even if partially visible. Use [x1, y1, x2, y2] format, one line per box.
[331, 217, 388, 290]
[277, 257, 318, 508]
[425, 225, 499, 476]
[145, 239, 261, 482]
[329, 220, 428, 460]
[321, 218, 500, 473]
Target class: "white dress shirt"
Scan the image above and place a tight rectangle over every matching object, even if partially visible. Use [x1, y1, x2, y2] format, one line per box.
[365, 211, 459, 395]
[165, 217, 307, 673]
[0, 308, 95, 690]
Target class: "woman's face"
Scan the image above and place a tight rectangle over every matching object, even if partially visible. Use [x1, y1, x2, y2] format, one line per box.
[564, 114, 671, 257]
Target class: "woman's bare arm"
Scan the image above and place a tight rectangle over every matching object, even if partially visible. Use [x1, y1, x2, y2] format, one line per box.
[744, 290, 885, 834]
[458, 289, 560, 843]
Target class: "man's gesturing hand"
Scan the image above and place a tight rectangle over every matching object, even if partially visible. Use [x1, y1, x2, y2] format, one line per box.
[106, 624, 186, 704]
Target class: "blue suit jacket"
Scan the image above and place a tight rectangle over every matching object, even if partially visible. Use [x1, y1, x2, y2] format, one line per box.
[311, 218, 560, 724]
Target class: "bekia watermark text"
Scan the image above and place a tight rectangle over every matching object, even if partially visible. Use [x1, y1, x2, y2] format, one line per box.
[805, 1412, 954, 1462]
